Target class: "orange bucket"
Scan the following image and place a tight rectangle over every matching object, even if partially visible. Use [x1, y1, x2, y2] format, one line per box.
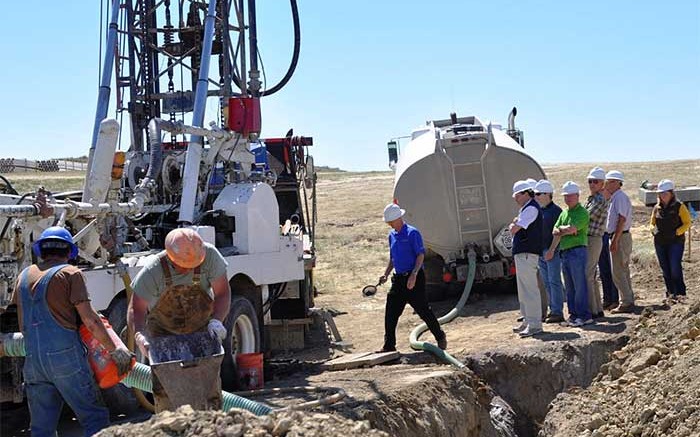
[236, 353, 264, 390]
[79, 316, 135, 388]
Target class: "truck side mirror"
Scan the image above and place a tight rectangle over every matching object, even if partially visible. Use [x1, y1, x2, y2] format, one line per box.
[387, 140, 398, 165]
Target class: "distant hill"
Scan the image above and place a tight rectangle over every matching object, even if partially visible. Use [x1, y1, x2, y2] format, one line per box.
[57, 156, 89, 163]
[316, 165, 346, 173]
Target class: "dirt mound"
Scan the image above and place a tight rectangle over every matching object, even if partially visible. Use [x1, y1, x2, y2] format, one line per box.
[97, 405, 389, 437]
[342, 368, 510, 437]
[541, 299, 700, 437]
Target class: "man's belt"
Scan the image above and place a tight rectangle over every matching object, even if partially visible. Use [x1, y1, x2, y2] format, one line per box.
[560, 245, 586, 253]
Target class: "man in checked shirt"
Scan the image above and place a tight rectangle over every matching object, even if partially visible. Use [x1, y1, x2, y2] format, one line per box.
[584, 167, 609, 319]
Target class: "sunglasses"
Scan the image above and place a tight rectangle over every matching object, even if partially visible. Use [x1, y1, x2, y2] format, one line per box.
[535, 193, 548, 196]
[588, 179, 601, 184]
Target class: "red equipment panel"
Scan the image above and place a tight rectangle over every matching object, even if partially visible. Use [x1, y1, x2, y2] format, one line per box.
[228, 97, 261, 135]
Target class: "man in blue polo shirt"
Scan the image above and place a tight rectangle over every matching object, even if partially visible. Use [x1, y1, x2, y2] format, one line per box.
[376, 203, 446, 352]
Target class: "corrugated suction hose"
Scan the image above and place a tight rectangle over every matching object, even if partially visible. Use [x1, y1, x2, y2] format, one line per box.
[0, 333, 272, 416]
[409, 248, 476, 369]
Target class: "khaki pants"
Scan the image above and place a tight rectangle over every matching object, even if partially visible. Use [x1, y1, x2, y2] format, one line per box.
[515, 253, 542, 329]
[611, 232, 635, 306]
[537, 272, 549, 317]
[586, 236, 604, 314]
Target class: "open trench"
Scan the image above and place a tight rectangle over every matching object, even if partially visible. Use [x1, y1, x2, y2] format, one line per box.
[333, 334, 629, 437]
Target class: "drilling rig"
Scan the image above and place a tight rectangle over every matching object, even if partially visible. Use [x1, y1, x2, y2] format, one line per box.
[0, 0, 316, 401]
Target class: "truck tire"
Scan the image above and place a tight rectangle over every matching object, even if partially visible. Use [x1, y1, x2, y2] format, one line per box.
[106, 297, 127, 337]
[103, 297, 140, 416]
[221, 295, 260, 391]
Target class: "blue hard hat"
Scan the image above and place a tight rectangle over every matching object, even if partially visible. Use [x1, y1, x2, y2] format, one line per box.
[32, 226, 79, 260]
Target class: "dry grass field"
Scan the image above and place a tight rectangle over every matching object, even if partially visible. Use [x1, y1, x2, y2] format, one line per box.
[2, 160, 698, 353]
[1, 161, 699, 436]
[3, 171, 86, 194]
[312, 160, 700, 352]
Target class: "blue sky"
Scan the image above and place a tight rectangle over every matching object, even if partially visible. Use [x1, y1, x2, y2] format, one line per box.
[0, 1, 698, 170]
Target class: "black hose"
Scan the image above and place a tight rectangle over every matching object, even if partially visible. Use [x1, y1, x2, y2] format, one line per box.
[0, 175, 18, 195]
[0, 193, 33, 242]
[231, 0, 300, 96]
[247, 0, 259, 96]
[260, 0, 300, 96]
[146, 118, 165, 181]
[262, 282, 287, 315]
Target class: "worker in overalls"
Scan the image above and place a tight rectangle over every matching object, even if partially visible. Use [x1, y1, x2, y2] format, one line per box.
[128, 228, 231, 412]
[11, 226, 133, 437]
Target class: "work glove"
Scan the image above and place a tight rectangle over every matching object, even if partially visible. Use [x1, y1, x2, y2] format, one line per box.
[109, 347, 135, 376]
[134, 331, 150, 358]
[208, 319, 227, 342]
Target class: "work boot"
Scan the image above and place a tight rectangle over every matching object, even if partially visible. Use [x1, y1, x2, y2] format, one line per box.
[568, 318, 584, 327]
[437, 335, 447, 350]
[519, 326, 543, 338]
[611, 304, 635, 314]
[603, 302, 619, 311]
[545, 314, 565, 324]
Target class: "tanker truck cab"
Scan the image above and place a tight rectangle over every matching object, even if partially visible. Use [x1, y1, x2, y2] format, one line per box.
[389, 108, 545, 295]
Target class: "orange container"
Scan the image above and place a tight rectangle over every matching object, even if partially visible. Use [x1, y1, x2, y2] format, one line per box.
[236, 353, 264, 390]
[111, 151, 126, 180]
[79, 316, 135, 389]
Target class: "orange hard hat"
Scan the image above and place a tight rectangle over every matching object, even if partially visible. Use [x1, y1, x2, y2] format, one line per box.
[164, 228, 206, 269]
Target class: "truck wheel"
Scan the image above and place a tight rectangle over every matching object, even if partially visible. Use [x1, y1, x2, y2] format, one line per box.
[106, 297, 127, 337]
[221, 295, 260, 391]
[103, 297, 140, 416]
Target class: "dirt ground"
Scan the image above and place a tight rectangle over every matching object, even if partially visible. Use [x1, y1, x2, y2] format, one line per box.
[93, 161, 699, 437]
[98, 405, 390, 437]
[294, 162, 700, 436]
[310, 162, 700, 358]
[232, 161, 699, 436]
[3, 161, 699, 436]
[541, 298, 700, 437]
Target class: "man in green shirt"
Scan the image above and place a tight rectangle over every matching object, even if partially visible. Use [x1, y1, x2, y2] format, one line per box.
[544, 181, 591, 327]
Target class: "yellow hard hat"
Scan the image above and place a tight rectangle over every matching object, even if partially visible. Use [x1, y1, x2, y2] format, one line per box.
[164, 228, 206, 269]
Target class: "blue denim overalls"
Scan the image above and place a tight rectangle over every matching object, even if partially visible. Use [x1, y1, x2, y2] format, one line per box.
[19, 264, 110, 437]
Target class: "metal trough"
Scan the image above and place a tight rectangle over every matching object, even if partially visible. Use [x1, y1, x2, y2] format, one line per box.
[149, 331, 224, 411]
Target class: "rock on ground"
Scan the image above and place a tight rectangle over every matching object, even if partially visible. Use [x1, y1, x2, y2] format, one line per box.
[97, 406, 389, 437]
[540, 299, 700, 437]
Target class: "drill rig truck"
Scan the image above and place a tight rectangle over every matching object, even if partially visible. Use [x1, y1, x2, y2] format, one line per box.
[0, 0, 316, 402]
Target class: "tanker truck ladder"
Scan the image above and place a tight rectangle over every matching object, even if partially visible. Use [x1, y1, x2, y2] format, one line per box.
[446, 141, 494, 255]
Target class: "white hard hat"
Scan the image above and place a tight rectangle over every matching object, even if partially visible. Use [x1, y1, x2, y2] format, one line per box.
[512, 180, 533, 198]
[525, 178, 538, 189]
[534, 179, 554, 194]
[561, 181, 580, 195]
[605, 170, 624, 181]
[587, 167, 606, 180]
[383, 203, 405, 222]
[657, 179, 674, 192]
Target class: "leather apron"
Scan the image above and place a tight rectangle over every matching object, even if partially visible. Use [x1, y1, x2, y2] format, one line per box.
[146, 253, 220, 412]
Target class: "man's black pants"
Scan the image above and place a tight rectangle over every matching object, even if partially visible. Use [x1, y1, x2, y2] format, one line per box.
[383, 270, 445, 350]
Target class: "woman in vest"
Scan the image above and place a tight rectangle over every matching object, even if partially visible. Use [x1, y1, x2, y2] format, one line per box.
[650, 179, 691, 301]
